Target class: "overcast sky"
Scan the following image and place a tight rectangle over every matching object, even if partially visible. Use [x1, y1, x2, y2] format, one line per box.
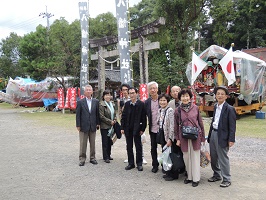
[0, 0, 141, 41]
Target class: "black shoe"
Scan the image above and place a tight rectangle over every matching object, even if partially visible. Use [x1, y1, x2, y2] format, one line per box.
[151, 167, 158, 173]
[90, 160, 98, 165]
[162, 168, 166, 174]
[192, 181, 199, 187]
[137, 166, 143, 171]
[109, 157, 113, 160]
[184, 179, 192, 184]
[125, 165, 135, 170]
[79, 161, 85, 166]
[164, 176, 174, 181]
[163, 174, 168, 178]
[105, 159, 110, 163]
[208, 176, 222, 182]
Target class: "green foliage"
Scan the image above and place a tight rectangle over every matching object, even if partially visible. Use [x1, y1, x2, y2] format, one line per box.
[19, 25, 50, 80]
[204, 0, 266, 49]
[209, 0, 235, 47]
[0, 33, 24, 78]
[89, 12, 117, 39]
[129, 0, 157, 29]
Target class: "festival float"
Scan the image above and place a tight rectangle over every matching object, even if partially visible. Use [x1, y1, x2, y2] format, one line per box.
[0, 77, 58, 107]
[186, 44, 266, 117]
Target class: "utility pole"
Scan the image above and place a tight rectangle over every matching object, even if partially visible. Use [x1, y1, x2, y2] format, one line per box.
[39, 5, 54, 30]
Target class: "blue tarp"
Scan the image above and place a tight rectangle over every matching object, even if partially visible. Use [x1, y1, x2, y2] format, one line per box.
[42, 98, 58, 107]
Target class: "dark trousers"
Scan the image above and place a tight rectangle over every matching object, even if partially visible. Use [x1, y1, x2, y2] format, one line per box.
[125, 132, 142, 166]
[150, 132, 159, 168]
[100, 129, 112, 160]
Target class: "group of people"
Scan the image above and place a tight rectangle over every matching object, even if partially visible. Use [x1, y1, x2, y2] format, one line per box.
[75, 82, 236, 188]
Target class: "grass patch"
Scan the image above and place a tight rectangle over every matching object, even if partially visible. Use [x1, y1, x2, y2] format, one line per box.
[1, 102, 265, 138]
[0, 102, 76, 130]
[201, 106, 266, 139]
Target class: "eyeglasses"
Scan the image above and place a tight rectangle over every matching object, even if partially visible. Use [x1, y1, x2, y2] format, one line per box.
[122, 88, 128, 91]
[129, 92, 136, 94]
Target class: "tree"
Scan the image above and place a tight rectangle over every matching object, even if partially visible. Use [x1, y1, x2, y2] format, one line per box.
[48, 18, 81, 89]
[208, 0, 235, 47]
[156, 0, 210, 59]
[130, 0, 157, 29]
[89, 12, 117, 39]
[232, 0, 266, 49]
[0, 33, 24, 78]
[19, 25, 50, 80]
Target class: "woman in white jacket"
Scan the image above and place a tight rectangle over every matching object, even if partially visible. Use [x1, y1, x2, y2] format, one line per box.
[157, 93, 176, 181]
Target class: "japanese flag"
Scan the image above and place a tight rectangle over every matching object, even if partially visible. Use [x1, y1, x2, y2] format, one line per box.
[219, 47, 236, 85]
[191, 52, 207, 85]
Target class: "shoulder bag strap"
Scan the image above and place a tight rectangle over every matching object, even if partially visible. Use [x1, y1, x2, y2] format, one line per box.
[161, 107, 170, 127]
[179, 107, 197, 127]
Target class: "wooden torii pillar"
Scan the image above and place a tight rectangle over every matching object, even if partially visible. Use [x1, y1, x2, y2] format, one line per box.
[89, 17, 165, 92]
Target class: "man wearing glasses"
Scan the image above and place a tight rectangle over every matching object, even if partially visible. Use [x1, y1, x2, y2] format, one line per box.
[121, 87, 147, 171]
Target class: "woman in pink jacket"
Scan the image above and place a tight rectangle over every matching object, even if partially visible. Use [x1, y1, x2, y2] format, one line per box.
[174, 88, 205, 187]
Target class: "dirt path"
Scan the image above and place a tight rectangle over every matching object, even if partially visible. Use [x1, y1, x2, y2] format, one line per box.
[0, 108, 265, 200]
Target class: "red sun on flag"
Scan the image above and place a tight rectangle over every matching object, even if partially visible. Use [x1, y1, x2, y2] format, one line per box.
[194, 64, 197, 73]
[226, 61, 232, 73]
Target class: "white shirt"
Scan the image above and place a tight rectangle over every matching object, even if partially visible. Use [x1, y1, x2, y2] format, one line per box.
[212, 102, 225, 129]
[86, 97, 92, 112]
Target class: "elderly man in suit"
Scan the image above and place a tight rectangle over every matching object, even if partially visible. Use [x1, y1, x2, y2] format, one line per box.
[144, 81, 160, 173]
[207, 86, 236, 187]
[121, 87, 147, 171]
[76, 85, 100, 166]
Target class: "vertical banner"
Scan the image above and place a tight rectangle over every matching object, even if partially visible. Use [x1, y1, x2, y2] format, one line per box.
[69, 88, 77, 109]
[79, 2, 89, 95]
[139, 84, 148, 102]
[115, 0, 132, 86]
[57, 88, 64, 109]
[64, 88, 70, 109]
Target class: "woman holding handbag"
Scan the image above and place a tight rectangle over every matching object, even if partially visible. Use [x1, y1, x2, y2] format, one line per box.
[99, 90, 117, 163]
[174, 88, 205, 187]
[157, 93, 175, 181]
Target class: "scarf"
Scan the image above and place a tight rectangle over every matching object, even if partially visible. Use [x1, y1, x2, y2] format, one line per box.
[104, 101, 115, 137]
[181, 102, 191, 112]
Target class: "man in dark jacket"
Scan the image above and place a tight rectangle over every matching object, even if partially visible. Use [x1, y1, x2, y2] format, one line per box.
[207, 86, 236, 187]
[121, 87, 147, 171]
[76, 85, 100, 166]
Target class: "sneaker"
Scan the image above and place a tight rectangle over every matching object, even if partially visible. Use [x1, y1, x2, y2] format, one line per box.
[220, 181, 231, 188]
[142, 157, 147, 165]
[208, 176, 222, 182]
[124, 159, 128, 163]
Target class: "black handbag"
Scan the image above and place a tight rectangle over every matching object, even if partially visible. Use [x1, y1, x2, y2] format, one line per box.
[169, 144, 185, 172]
[178, 107, 199, 140]
[156, 128, 165, 144]
[156, 108, 169, 144]
[114, 122, 122, 139]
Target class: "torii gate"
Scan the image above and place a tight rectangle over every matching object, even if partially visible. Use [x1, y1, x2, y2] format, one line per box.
[89, 17, 165, 93]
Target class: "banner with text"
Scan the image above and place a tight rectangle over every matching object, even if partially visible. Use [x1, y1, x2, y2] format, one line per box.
[79, 2, 89, 95]
[115, 0, 132, 86]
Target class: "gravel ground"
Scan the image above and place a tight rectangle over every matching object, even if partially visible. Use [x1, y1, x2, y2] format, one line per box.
[0, 108, 265, 200]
